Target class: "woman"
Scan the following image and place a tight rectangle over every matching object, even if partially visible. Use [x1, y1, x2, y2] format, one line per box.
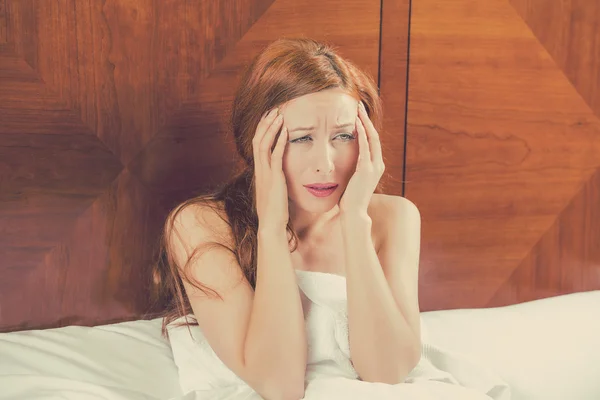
[153, 38, 498, 400]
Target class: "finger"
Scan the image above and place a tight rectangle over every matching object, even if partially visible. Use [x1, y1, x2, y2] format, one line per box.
[260, 112, 283, 169]
[356, 114, 370, 167]
[253, 108, 280, 170]
[271, 126, 287, 171]
[358, 101, 382, 164]
[253, 108, 277, 165]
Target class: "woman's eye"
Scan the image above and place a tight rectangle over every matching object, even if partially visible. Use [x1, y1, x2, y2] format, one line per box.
[290, 136, 311, 144]
[290, 133, 355, 144]
[338, 133, 355, 141]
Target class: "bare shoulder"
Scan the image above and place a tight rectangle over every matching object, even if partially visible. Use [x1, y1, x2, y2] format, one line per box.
[168, 199, 234, 249]
[369, 193, 419, 219]
[369, 194, 420, 250]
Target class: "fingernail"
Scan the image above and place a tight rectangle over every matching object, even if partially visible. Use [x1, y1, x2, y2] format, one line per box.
[359, 101, 365, 110]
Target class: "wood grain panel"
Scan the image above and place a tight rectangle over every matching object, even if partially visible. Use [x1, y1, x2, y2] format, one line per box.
[0, 170, 164, 331]
[379, 0, 410, 195]
[406, 0, 600, 311]
[129, 0, 382, 212]
[490, 168, 600, 305]
[0, 0, 385, 332]
[0, 0, 7, 43]
[103, 0, 275, 164]
[510, 0, 600, 119]
[1, 0, 274, 331]
[5, 0, 36, 68]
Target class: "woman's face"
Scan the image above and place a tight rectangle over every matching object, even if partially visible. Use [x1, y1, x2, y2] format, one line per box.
[279, 88, 360, 214]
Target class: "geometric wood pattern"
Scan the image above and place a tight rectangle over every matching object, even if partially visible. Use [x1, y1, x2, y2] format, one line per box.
[510, 0, 600, 120]
[489, 167, 600, 305]
[6, 0, 594, 332]
[405, 0, 600, 311]
[490, 0, 600, 306]
[0, 0, 383, 332]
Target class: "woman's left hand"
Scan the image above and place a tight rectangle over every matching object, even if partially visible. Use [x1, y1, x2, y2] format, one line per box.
[339, 101, 385, 216]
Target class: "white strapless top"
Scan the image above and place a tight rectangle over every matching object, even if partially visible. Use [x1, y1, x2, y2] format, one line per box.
[167, 270, 358, 390]
[293, 269, 358, 381]
[166, 270, 509, 400]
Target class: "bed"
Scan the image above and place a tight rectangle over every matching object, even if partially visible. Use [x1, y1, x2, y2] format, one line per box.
[1, 2, 599, 398]
[2, 290, 599, 400]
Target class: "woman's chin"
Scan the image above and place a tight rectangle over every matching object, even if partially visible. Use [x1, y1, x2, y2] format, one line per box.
[290, 195, 338, 213]
[304, 195, 340, 213]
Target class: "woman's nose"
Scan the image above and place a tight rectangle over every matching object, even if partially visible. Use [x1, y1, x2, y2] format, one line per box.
[312, 143, 335, 173]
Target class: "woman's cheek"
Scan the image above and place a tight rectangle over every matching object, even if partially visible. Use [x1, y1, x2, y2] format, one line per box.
[338, 145, 359, 166]
[282, 152, 300, 180]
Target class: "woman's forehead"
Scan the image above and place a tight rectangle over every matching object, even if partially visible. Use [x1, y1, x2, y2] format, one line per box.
[281, 90, 358, 125]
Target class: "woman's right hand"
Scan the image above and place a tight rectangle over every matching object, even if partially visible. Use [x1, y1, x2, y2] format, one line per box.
[253, 107, 289, 232]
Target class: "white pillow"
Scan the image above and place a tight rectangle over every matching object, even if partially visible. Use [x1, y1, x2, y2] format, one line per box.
[0, 318, 183, 400]
[420, 290, 600, 400]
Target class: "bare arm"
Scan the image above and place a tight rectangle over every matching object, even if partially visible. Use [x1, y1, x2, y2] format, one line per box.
[168, 204, 306, 400]
[341, 208, 421, 384]
[245, 227, 308, 398]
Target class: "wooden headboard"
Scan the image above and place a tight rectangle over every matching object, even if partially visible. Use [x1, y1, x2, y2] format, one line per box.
[402, 0, 600, 310]
[1, 0, 598, 333]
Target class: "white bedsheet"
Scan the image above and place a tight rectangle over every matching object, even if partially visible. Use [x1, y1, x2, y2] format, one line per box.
[1, 290, 599, 400]
[0, 318, 183, 400]
[165, 269, 511, 400]
[421, 289, 600, 400]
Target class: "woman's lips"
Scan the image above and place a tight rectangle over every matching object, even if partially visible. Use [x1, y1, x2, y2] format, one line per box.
[305, 185, 338, 197]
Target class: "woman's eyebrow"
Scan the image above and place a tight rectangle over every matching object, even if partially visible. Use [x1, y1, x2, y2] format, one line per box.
[288, 123, 354, 134]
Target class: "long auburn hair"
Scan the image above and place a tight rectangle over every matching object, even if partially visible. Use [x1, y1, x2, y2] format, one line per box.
[151, 37, 389, 338]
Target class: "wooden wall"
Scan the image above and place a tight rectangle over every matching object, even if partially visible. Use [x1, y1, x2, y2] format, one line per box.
[0, 0, 598, 332]
[402, 0, 600, 310]
[0, 0, 381, 332]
